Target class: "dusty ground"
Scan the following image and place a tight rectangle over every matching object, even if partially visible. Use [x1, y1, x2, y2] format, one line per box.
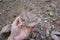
[0, 0, 60, 40]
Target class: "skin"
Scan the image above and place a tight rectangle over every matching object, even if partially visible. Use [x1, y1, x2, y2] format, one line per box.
[7, 16, 33, 40]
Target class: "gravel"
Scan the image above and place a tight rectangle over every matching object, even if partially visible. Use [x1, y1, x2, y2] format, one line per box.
[0, 0, 60, 40]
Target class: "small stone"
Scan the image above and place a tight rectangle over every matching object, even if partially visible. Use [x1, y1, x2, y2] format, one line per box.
[0, 25, 1, 27]
[30, 39, 35, 40]
[48, 12, 54, 16]
[0, 24, 11, 35]
[0, 13, 2, 15]
[56, 20, 60, 25]
[51, 30, 60, 40]
[32, 32, 36, 38]
[44, 20, 47, 22]
[45, 0, 52, 2]
[50, 3, 57, 8]
[0, 0, 2, 2]
[51, 25, 55, 29]
[46, 30, 50, 37]
[2, 10, 5, 12]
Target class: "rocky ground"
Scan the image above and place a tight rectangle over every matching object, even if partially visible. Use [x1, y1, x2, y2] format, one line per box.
[0, 0, 60, 40]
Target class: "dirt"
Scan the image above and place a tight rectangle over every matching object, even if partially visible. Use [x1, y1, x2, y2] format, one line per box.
[0, 0, 60, 40]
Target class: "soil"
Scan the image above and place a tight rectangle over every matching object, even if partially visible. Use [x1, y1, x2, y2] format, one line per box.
[0, 0, 60, 40]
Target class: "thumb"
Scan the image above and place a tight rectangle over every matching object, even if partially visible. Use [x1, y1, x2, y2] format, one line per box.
[12, 16, 20, 26]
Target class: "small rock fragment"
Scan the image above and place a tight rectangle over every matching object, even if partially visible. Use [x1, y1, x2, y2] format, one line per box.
[56, 20, 60, 25]
[30, 39, 35, 40]
[0, 24, 11, 35]
[0, 13, 2, 15]
[48, 11, 54, 17]
[0, 0, 2, 2]
[31, 32, 36, 38]
[51, 30, 60, 40]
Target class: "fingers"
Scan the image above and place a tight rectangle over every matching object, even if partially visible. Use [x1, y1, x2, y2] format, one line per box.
[12, 16, 20, 26]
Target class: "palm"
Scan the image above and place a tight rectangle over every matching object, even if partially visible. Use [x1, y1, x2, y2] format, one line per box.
[8, 16, 32, 40]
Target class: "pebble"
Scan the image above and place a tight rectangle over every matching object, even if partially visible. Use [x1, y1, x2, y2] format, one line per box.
[56, 20, 60, 25]
[0, 0, 2, 2]
[44, 20, 47, 22]
[51, 30, 60, 40]
[30, 39, 35, 40]
[31, 32, 36, 38]
[0, 13, 2, 15]
[2, 10, 5, 12]
[48, 12, 54, 16]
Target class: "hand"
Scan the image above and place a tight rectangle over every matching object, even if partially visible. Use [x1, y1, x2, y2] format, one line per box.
[8, 16, 33, 40]
[15, 25, 32, 40]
